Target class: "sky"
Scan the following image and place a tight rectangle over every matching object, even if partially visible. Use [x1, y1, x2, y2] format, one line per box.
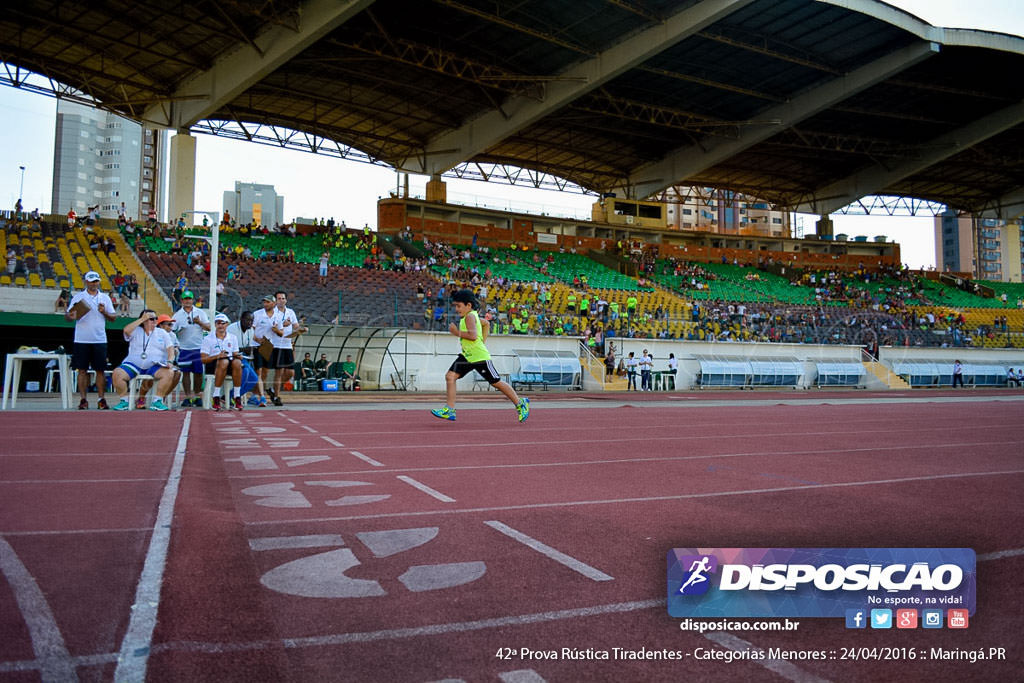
[2, 1, 1023, 270]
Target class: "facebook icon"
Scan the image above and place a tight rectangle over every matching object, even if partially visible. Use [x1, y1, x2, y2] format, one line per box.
[845, 609, 867, 629]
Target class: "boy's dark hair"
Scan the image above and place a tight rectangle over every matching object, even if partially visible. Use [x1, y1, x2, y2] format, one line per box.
[451, 289, 478, 308]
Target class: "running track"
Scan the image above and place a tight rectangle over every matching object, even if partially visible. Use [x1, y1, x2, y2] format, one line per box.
[0, 391, 1021, 682]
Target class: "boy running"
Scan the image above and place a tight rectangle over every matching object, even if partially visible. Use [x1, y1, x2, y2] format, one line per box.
[432, 289, 529, 423]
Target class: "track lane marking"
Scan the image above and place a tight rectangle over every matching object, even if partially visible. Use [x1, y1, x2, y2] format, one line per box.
[349, 451, 385, 467]
[222, 440, 1023, 480]
[0, 535, 78, 682]
[397, 476, 455, 502]
[484, 521, 613, 581]
[113, 412, 192, 683]
[244, 468, 1024, 526]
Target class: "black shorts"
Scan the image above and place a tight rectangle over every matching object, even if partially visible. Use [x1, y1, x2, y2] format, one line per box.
[448, 354, 501, 384]
[72, 343, 107, 372]
[252, 348, 271, 370]
[270, 348, 295, 370]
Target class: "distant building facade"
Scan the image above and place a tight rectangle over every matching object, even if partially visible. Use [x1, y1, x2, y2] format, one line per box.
[662, 187, 791, 237]
[934, 210, 1023, 282]
[222, 182, 285, 228]
[51, 99, 162, 221]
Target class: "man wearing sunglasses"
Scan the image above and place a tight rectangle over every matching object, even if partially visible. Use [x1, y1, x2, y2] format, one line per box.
[109, 309, 178, 411]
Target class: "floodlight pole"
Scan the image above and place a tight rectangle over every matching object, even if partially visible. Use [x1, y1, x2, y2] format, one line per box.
[18, 166, 25, 203]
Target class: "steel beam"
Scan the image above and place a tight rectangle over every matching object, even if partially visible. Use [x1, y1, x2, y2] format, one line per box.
[804, 99, 1024, 215]
[627, 41, 939, 199]
[414, 0, 756, 176]
[141, 0, 374, 129]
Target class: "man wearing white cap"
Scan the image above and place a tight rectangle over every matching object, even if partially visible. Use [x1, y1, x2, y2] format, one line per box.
[64, 271, 116, 409]
[171, 290, 211, 407]
[200, 313, 243, 411]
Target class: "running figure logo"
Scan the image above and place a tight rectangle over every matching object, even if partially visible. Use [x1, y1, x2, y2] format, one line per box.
[677, 554, 718, 595]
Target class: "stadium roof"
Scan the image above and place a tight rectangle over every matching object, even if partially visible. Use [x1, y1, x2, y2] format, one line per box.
[3, 0, 1024, 217]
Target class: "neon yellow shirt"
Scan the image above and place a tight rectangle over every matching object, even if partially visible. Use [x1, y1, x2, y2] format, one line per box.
[459, 311, 490, 362]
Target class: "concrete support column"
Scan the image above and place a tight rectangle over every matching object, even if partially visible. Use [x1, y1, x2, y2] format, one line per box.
[816, 215, 834, 238]
[425, 174, 447, 203]
[168, 131, 196, 224]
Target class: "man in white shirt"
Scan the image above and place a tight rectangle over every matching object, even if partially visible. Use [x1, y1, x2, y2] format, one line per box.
[200, 313, 243, 411]
[625, 352, 638, 391]
[640, 349, 653, 391]
[227, 310, 262, 406]
[250, 295, 276, 407]
[171, 291, 211, 407]
[109, 309, 177, 411]
[65, 270, 117, 409]
[266, 291, 306, 406]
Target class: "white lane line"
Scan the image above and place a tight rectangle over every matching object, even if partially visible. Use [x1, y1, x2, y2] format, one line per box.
[245, 468, 1024, 526]
[225, 439, 1022, 480]
[704, 632, 830, 683]
[286, 418, 301, 425]
[349, 451, 385, 467]
[249, 535, 345, 551]
[0, 535, 78, 682]
[113, 412, 192, 683]
[301, 425, 318, 434]
[978, 548, 1024, 561]
[321, 436, 345, 448]
[484, 521, 613, 582]
[397, 476, 455, 503]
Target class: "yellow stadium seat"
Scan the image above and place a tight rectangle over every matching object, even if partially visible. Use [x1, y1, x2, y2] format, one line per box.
[0, 275, 10, 285]
[29, 273, 42, 287]
[14, 275, 27, 286]
[44, 278, 56, 288]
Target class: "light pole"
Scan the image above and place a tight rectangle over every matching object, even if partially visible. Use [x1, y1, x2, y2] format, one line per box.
[18, 165, 25, 203]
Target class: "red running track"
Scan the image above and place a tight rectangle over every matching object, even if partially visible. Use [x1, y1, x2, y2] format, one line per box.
[0, 393, 1021, 682]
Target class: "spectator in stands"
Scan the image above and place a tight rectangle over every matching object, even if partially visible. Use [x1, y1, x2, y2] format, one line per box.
[6, 247, 16, 275]
[267, 291, 306, 406]
[67, 207, 77, 227]
[952, 359, 964, 388]
[430, 289, 529, 423]
[125, 273, 139, 299]
[319, 251, 329, 286]
[171, 291, 211, 407]
[110, 309, 177, 411]
[54, 288, 70, 313]
[201, 313, 244, 411]
[65, 271, 117, 410]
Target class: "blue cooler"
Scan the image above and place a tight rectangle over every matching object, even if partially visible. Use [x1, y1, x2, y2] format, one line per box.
[321, 379, 339, 391]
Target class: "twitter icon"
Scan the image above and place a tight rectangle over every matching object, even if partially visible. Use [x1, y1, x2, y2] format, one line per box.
[870, 609, 892, 629]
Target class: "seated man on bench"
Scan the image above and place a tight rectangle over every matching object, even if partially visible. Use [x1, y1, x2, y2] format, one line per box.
[200, 313, 243, 411]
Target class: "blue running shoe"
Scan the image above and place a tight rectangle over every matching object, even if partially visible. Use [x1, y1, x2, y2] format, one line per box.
[150, 398, 169, 411]
[247, 395, 261, 406]
[112, 398, 130, 411]
[517, 397, 530, 423]
[431, 405, 456, 421]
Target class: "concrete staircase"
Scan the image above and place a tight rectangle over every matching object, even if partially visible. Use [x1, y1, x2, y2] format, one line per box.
[109, 231, 173, 317]
[863, 361, 911, 389]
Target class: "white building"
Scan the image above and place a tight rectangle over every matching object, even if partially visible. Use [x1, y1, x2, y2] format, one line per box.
[51, 99, 162, 221]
